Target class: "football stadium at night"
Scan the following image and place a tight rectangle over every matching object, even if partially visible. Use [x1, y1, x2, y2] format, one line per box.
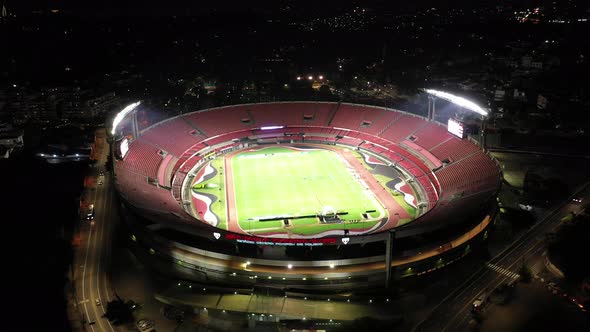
[110, 100, 501, 291]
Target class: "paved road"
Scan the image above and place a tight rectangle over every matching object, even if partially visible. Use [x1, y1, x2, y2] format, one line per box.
[73, 130, 118, 332]
[413, 182, 590, 332]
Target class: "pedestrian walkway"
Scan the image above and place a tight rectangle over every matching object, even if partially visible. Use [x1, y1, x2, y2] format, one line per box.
[486, 263, 520, 279]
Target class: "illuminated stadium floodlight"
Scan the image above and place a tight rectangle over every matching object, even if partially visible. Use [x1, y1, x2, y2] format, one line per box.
[260, 125, 285, 130]
[424, 89, 488, 116]
[111, 101, 141, 135]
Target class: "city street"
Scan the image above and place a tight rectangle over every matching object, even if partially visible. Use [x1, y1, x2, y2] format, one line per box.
[72, 130, 118, 332]
[413, 181, 590, 332]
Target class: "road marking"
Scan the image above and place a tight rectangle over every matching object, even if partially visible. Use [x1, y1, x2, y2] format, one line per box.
[81, 219, 96, 332]
[486, 263, 520, 279]
[78, 140, 116, 332]
[95, 155, 116, 332]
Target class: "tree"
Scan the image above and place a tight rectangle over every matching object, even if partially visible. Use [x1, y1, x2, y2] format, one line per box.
[547, 214, 590, 281]
[518, 263, 532, 283]
[104, 295, 140, 325]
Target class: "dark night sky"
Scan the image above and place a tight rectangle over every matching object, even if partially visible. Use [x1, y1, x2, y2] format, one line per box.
[4, 0, 567, 16]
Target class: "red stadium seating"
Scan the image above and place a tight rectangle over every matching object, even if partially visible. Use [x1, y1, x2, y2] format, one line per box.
[434, 152, 500, 200]
[380, 115, 426, 143]
[116, 102, 500, 234]
[114, 167, 187, 217]
[429, 136, 481, 162]
[183, 105, 254, 137]
[330, 104, 400, 135]
[118, 139, 163, 178]
[409, 123, 452, 150]
[140, 117, 203, 157]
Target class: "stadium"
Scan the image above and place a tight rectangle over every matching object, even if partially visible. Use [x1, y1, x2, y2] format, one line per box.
[110, 100, 501, 292]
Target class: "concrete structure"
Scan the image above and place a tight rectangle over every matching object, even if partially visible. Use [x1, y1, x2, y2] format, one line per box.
[111, 102, 500, 292]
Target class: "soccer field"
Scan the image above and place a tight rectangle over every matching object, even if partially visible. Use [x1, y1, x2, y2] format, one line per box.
[231, 146, 386, 235]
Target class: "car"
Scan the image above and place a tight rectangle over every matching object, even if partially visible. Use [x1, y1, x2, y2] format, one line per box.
[95, 298, 101, 306]
[136, 319, 154, 331]
[518, 203, 533, 211]
[86, 204, 95, 220]
[471, 294, 486, 314]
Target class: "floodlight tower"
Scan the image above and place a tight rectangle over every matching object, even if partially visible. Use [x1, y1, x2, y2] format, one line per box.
[423, 89, 489, 150]
[427, 95, 437, 121]
[110, 101, 141, 141]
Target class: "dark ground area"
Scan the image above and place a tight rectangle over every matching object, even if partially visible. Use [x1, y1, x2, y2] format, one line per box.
[478, 281, 588, 332]
[3, 152, 87, 331]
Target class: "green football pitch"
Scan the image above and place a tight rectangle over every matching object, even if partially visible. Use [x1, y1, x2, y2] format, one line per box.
[231, 146, 387, 235]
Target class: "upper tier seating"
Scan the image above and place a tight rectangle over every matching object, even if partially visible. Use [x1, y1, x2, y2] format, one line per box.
[380, 115, 426, 143]
[118, 139, 163, 178]
[248, 103, 332, 127]
[435, 152, 500, 200]
[183, 105, 254, 137]
[140, 117, 203, 157]
[410, 123, 452, 150]
[429, 136, 481, 162]
[114, 166, 187, 218]
[330, 104, 401, 135]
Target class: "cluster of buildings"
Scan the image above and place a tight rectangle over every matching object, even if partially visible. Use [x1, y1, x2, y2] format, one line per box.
[295, 7, 375, 32]
[0, 86, 120, 124]
[0, 122, 23, 158]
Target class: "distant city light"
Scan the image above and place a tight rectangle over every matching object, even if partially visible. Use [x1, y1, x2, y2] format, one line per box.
[111, 101, 141, 135]
[424, 89, 488, 116]
[318, 75, 324, 80]
[296, 76, 301, 80]
[308, 75, 313, 80]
